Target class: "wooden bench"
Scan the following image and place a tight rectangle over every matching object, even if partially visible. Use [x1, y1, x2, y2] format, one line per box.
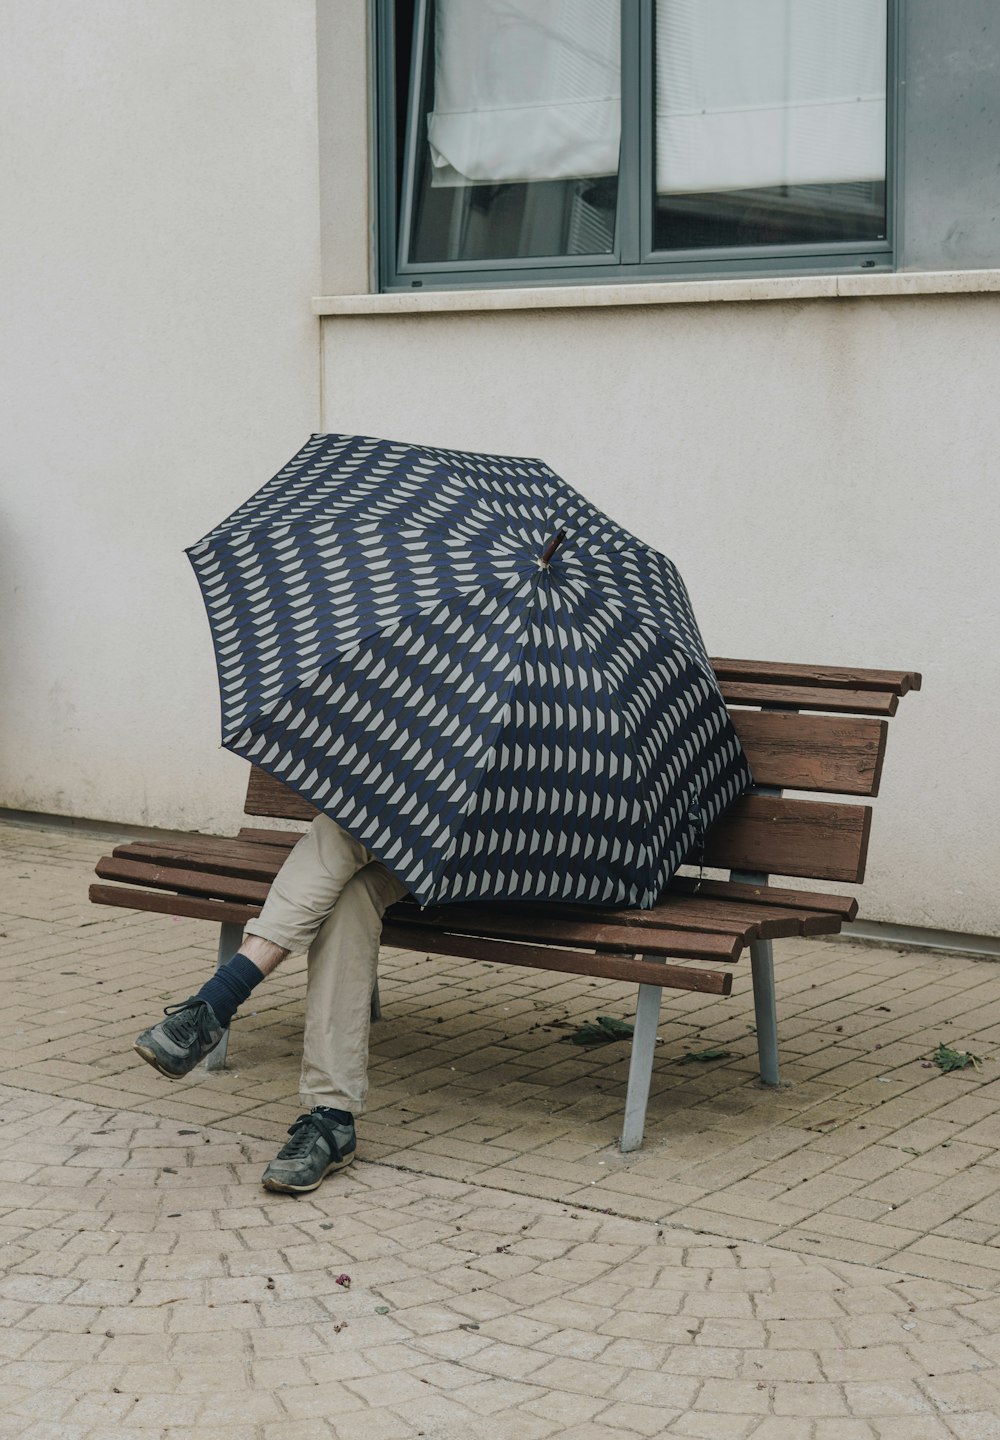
[90, 658, 920, 1151]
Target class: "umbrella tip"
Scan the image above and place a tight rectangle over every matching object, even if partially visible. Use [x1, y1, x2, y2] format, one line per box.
[540, 530, 566, 567]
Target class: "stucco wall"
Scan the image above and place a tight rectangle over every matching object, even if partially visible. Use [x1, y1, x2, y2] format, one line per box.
[1, 0, 322, 833]
[321, 295, 1000, 935]
[4, 1, 999, 939]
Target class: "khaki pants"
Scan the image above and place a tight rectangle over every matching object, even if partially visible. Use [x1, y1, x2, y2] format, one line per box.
[244, 816, 407, 1115]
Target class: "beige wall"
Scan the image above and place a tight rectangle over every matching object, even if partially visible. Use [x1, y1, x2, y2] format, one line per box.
[321, 297, 1000, 935]
[4, 1, 998, 938]
[1, 0, 322, 833]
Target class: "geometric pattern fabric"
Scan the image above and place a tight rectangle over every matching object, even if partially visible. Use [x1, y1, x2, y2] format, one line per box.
[188, 433, 753, 907]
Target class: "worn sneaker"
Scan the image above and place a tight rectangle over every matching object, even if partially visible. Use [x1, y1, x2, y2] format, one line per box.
[133, 998, 225, 1078]
[261, 1112, 356, 1194]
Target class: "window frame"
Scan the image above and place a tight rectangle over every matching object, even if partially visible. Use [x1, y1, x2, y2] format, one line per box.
[374, 0, 899, 293]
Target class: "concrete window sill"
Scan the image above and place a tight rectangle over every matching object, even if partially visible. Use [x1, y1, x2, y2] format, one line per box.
[313, 268, 1000, 317]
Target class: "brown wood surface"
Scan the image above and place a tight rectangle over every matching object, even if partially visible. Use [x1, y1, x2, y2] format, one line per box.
[380, 922, 734, 994]
[95, 857, 272, 905]
[111, 840, 291, 884]
[656, 895, 840, 937]
[398, 894, 839, 942]
[711, 659, 921, 695]
[245, 767, 318, 821]
[89, 884, 260, 926]
[702, 795, 873, 884]
[667, 876, 858, 920]
[720, 682, 898, 716]
[730, 711, 888, 796]
[238, 827, 301, 848]
[390, 907, 745, 961]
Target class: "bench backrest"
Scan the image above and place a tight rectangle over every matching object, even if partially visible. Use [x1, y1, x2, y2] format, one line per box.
[244, 659, 920, 889]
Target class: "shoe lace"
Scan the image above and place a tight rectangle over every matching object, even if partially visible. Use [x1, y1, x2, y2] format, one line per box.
[161, 999, 217, 1048]
[277, 1113, 342, 1162]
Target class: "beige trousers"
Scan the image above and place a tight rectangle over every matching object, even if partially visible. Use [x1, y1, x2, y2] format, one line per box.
[244, 815, 406, 1115]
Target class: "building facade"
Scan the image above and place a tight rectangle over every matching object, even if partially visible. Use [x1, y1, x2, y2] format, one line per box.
[3, 1, 999, 941]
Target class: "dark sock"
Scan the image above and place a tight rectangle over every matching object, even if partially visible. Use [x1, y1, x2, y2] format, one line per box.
[193, 953, 265, 1028]
[312, 1106, 353, 1127]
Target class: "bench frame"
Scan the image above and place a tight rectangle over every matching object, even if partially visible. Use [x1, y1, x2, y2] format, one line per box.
[90, 658, 920, 1151]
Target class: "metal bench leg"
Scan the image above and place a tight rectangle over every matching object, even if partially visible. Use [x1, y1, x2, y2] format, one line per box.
[370, 978, 382, 1023]
[750, 937, 781, 1086]
[732, 865, 782, 1088]
[205, 920, 243, 1071]
[621, 980, 663, 1153]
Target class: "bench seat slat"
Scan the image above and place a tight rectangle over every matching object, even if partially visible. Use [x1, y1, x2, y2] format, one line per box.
[107, 846, 849, 936]
[703, 795, 872, 884]
[112, 841, 291, 883]
[380, 922, 735, 994]
[404, 896, 836, 941]
[238, 826, 302, 847]
[655, 897, 839, 937]
[720, 682, 898, 716]
[388, 908, 745, 961]
[95, 857, 272, 905]
[668, 876, 859, 920]
[712, 659, 921, 695]
[89, 883, 259, 926]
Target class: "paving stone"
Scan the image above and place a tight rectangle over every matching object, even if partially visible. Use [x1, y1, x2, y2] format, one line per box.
[6, 823, 1000, 1436]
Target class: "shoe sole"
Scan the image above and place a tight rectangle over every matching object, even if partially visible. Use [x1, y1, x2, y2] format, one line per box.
[261, 1150, 356, 1194]
[133, 1041, 192, 1079]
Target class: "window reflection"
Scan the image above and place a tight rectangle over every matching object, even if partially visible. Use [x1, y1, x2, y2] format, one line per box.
[653, 0, 888, 251]
[404, 0, 622, 264]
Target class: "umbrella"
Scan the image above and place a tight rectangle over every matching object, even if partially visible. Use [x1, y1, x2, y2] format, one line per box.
[187, 433, 752, 908]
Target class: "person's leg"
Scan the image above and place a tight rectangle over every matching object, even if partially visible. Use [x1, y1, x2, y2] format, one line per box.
[261, 861, 406, 1194]
[134, 816, 373, 1077]
[300, 861, 407, 1114]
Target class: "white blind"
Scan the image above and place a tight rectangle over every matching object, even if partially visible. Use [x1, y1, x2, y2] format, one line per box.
[427, 0, 621, 187]
[656, 0, 887, 194]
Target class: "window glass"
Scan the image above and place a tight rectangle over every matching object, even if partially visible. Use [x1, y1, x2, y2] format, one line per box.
[384, 0, 893, 286]
[653, 0, 887, 251]
[402, 0, 622, 264]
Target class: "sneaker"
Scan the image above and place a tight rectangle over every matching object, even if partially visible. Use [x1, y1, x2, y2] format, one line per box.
[261, 1112, 356, 1194]
[133, 998, 225, 1078]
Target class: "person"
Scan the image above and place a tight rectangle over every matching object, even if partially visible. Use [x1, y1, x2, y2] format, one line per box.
[134, 815, 406, 1194]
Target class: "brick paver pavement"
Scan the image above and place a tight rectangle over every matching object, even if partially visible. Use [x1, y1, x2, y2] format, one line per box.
[4, 820, 1000, 1436]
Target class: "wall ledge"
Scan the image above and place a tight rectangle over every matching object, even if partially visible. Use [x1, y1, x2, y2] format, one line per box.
[314, 268, 1000, 317]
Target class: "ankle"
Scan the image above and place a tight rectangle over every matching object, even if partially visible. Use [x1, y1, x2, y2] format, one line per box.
[312, 1105, 353, 1127]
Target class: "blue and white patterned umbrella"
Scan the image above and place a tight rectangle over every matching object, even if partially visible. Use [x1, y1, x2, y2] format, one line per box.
[188, 433, 752, 908]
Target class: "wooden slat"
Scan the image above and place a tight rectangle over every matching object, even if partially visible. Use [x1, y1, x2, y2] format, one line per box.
[703, 795, 873, 884]
[720, 682, 898, 716]
[238, 827, 301, 848]
[88, 882, 736, 992]
[381, 922, 734, 994]
[712, 658, 921, 695]
[89, 884, 259, 926]
[245, 767, 318, 822]
[394, 897, 759, 941]
[730, 711, 888, 796]
[668, 876, 858, 920]
[391, 906, 746, 961]
[112, 841, 290, 884]
[94, 857, 272, 905]
[659, 896, 839, 937]
[400, 894, 836, 942]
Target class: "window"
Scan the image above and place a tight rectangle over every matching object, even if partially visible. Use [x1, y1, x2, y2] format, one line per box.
[376, 0, 894, 290]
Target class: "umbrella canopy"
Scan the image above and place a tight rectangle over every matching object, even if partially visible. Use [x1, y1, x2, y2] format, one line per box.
[188, 433, 752, 908]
